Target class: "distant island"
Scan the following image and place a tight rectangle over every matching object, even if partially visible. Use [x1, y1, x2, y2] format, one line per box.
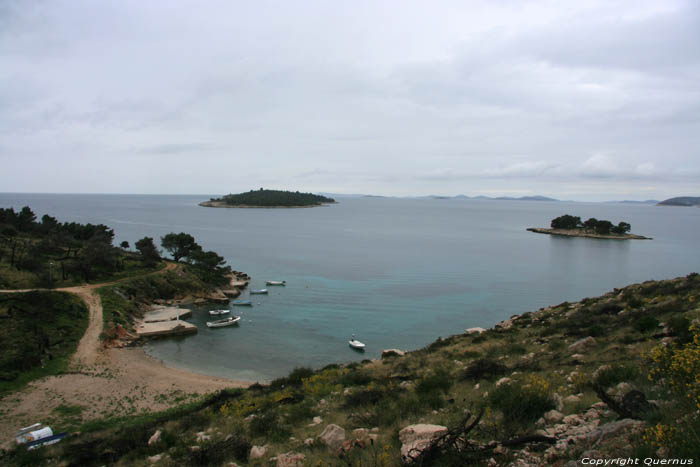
[528, 214, 651, 240]
[200, 189, 336, 208]
[658, 196, 700, 207]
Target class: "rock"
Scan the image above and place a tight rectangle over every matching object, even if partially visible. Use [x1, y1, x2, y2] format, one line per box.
[553, 393, 564, 411]
[317, 424, 345, 451]
[352, 428, 369, 439]
[189, 446, 200, 452]
[148, 454, 162, 463]
[568, 336, 596, 352]
[399, 424, 448, 462]
[303, 438, 314, 446]
[544, 410, 564, 424]
[614, 382, 633, 396]
[563, 414, 583, 426]
[308, 416, 322, 426]
[276, 451, 306, 467]
[571, 353, 585, 360]
[585, 419, 646, 445]
[564, 395, 581, 404]
[147, 430, 162, 446]
[382, 349, 406, 358]
[399, 380, 414, 390]
[343, 388, 352, 396]
[369, 433, 379, 442]
[371, 427, 379, 432]
[250, 445, 269, 459]
[465, 327, 486, 334]
[495, 377, 511, 387]
[195, 432, 210, 443]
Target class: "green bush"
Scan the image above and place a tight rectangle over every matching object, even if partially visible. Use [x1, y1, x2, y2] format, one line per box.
[593, 365, 640, 388]
[461, 358, 508, 381]
[667, 316, 692, 343]
[416, 368, 453, 395]
[488, 376, 555, 426]
[634, 315, 659, 333]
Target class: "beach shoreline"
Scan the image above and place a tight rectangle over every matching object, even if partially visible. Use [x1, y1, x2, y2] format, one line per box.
[0, 345, 250, 449]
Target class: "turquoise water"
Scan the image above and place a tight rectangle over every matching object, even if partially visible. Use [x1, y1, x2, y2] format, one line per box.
[2, 193, 699, 382]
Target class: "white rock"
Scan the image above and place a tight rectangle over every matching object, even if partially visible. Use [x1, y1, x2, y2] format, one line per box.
[381, 349, 406, 358]
[399, 381, 414, 390]
[352, 428, 369, 439]
[563, 414, 583, 426]
[399, 424, 448, 462]
[148, 454, 163, 463]
[544, 410, 564, 424]
[495, 377, 511, 387]
[571, 354, 585, 360]
[564, 395, 581, 404]
[317, 424, 345, 451]
[568, 336, 596, 352]
[465, 327, 486, 334]
[308, 416, 322, 426]
[250, 445, 269, 459]
[147, 430, 162, 446]
[303, 438, 314, 446]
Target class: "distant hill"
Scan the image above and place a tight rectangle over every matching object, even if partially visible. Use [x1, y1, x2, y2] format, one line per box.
[494, 195, 558, 202]
[202, 189, 336, 208]
[658, 196, 700, 207]
[616, 200, 659, 204]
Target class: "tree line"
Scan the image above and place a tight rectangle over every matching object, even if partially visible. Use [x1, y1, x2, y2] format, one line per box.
[0, 207, 231, 286]
[550, 214, 631, 235]
[212, 188, 335, 207]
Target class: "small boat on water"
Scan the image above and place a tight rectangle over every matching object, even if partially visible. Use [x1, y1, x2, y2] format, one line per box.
[349, 335, 365, 350]
[266, 280, 286, 286]
[209, 309, 230, 316]
[206, 316, 241, 328]
[250, 289, 268, 294]
[231, 300, 252, 306]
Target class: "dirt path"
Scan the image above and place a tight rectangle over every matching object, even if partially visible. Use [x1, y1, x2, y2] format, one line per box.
[0, 261, 249, 448]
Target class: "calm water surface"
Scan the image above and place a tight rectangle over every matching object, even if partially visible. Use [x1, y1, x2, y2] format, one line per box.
[2, 193, 698, 381]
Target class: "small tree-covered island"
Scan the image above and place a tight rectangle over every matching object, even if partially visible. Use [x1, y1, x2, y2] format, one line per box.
[528, 214, 652, 240]
[200, 189, 336, 208]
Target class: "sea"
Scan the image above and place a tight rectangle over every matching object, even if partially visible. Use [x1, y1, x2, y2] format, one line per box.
[1, 193, 698, 382]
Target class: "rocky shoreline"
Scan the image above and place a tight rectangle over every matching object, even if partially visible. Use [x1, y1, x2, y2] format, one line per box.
[527, 227, 652, 240]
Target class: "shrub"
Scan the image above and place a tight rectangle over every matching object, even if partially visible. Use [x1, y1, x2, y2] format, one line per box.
[270, 366, 314, 389]
[667, 316, 692, 343]
[634, 315, 659, 333]
[593, 365, 640, 388]
[488, 375, 555, 426]
[461, 358, 508, 381]
[416, 368, 453, 395]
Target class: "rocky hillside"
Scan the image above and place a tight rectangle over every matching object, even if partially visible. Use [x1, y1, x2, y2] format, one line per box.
[4, 273, 700, 466]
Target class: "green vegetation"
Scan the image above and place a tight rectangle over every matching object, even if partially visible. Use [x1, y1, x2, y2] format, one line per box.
[0, 206, 163, 288]
[99, 267, 213, 334]
[160, 232, 232, 285]
[0, 291, 88, 395]
[8, 273, 700, 465]
[208, 188, 335, 207]
[550, 214, 631, 235]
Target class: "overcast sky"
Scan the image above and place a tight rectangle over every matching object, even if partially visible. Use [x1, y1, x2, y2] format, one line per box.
[1, 0, 699, 200]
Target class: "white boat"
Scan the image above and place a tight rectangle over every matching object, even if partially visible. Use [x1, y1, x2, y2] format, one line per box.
[206, 316, 241, 328]
[250, 289, 268, 294]
[209, 309, 230, 316]
[266, 280, 286, 286]
[349, 335, 365, 350]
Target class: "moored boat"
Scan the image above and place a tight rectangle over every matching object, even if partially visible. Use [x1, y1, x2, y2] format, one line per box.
[209, 309, 230, 316]
[231, 300, 252, 306]
[266, 280, 286, 286]
[206, 316, 241, 328]
[349, 335, 365, 350]
[250, 289, 268, 294]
